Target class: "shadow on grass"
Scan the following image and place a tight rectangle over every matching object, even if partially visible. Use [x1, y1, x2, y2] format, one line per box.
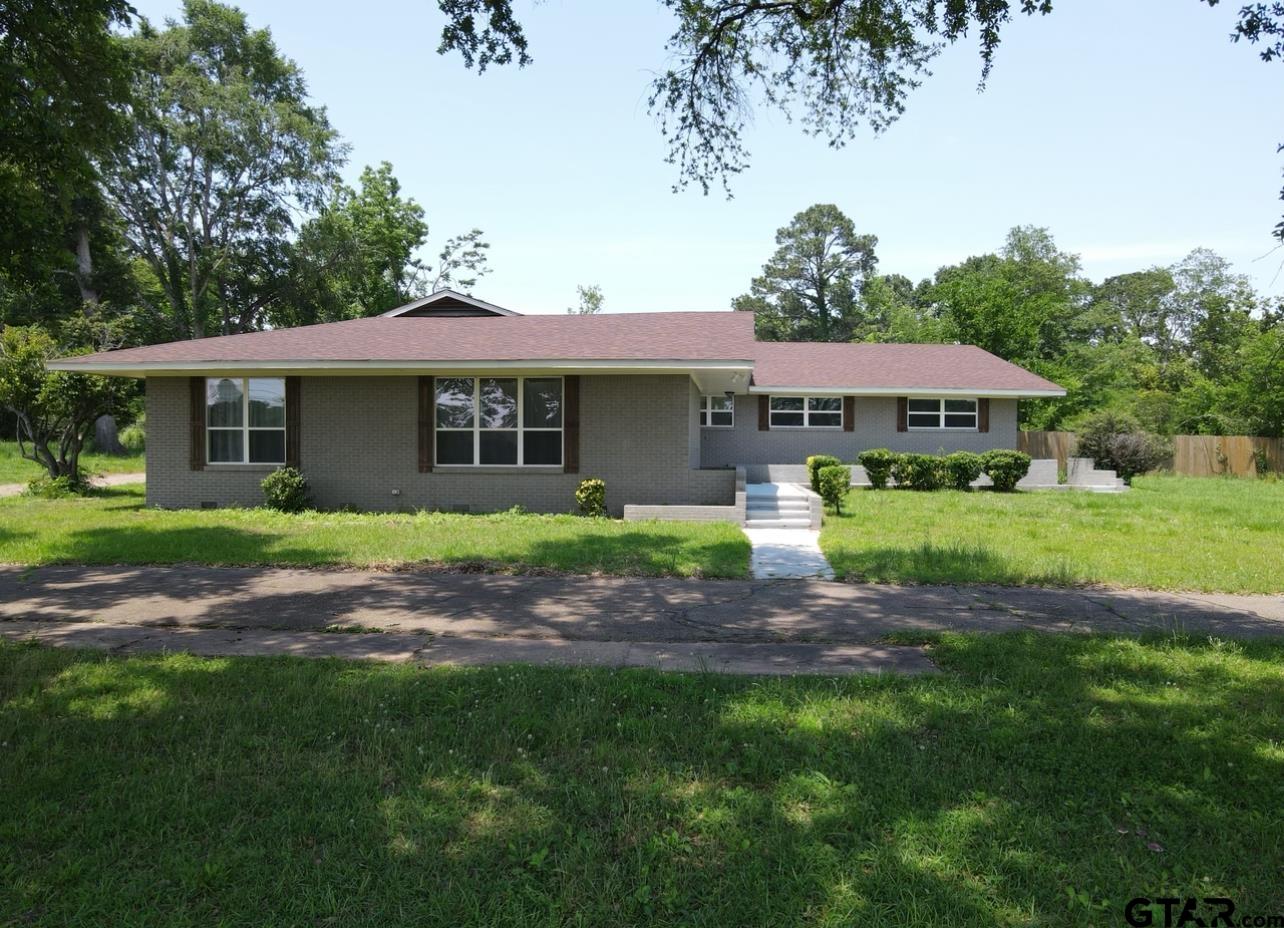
[1, 633, 1281, 926]
[826, 540, 1080, 587]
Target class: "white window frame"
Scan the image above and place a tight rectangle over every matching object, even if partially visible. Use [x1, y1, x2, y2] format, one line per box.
[906, 397, 979, 431]
[769, 395, 843, 429]
[434, 376, 563, 467]
[206, 376, 286, 465]
[699, 394, 734, 428]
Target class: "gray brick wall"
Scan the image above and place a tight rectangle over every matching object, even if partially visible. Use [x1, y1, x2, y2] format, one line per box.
[146, 374, 734, 515]
[700, 394, 1018, 467]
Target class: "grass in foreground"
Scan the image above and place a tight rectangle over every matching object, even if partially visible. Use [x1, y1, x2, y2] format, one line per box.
[0, 485, 749, 578]
[820, 475, 1284, 593]
[0, 440, 144, 484]
[1, 634, 1281, 926]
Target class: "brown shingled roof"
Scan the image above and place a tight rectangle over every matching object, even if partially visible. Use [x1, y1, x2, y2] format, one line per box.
[52, 310, 1062, 394]
[750, 342, 1063, 393]
[56, 312, 759, 365]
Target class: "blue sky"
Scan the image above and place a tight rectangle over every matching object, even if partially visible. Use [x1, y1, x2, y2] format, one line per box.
[132, 0, 1283, 313]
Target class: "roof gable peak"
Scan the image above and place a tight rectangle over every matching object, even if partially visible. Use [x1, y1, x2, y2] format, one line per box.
[381, 290, 521, 318]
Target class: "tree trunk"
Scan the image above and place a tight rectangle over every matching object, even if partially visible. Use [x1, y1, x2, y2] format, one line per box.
[94, 414, 127, 455]
[75, 224, 100, 306]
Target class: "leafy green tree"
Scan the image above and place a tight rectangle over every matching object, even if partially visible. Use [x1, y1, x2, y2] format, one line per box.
[0, 325, 126, 483]
[101, 0, 344, 339]
[273, 163, 429, 326]
[424, 229, 491, 294]
[733, 204, 877, 341]
[567, 285, 605, 315]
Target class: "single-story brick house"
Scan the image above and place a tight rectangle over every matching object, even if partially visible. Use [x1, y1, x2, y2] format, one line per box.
[51, 290, 1064, 514]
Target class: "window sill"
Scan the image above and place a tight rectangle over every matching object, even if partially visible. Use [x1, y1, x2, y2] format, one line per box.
[768, 426, 843, 431]
[432, 465, 565, 475]
[700, 425, 734, 430]
[203, 463, 283, 471]
[906, 428, 979, 433]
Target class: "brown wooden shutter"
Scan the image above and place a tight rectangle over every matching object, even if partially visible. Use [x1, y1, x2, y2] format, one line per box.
[896, 397, 908, 433]
[842, 396, 855, 432]
[417, 376, 433, 472]
[758, 395, 770, 431]
[285, 376, 301, 468]
[977, 397, 990, 433]
[563, 375, 580, 473]
[189, 376, 205, 470]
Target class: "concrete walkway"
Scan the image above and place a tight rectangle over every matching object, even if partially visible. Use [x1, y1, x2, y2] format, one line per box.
[0, 472, 144, 497]
[0, 619, 935, 675]
[2, 565, 1282, 644]
[743, 528, 834, 580]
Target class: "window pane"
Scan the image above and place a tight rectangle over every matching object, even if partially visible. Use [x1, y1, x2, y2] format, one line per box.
[907, 413, 939, 429]
[249, 430, 285, 463]
[710, 411, 733, 427]
[523, 378, 562, 428]
[699, 410, 708, 426]
[523, 430, 561, 465]
[435, 378, 475, 428]
[944, 414, 976, 429]
[808, 397, 841, 412]
[709, 395, 734, 412]
[480, 430, 517, 465]
[770, 396, 804, 411]
[944, 399, 977, 413]
[437, 431, 473, 465]
[208, 429, 242, 463]
[207, 378, 243, 427]
[908, 399, 940, 413]
[771, 412, 804, 427]
[809, 413, 841, 428]
[248, 378, 285, 427]
[481, 378, 517, 429]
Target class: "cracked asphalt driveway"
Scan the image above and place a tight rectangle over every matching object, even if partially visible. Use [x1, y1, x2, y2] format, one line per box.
[2, 564, 1282, 643]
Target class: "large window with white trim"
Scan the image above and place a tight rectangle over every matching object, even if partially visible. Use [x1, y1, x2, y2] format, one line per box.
[435, 376, 562, 466]
[907, 397, 978, 430]
[206, 377, 285, 464]
[699, 395, 734, 428]
[769, 396, 842, 428]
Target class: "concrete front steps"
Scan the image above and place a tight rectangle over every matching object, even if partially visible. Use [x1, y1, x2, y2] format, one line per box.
[744, 483, 820, 530]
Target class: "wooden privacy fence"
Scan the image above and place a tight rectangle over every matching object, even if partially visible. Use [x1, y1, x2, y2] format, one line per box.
[1018, 431, 1284, 477]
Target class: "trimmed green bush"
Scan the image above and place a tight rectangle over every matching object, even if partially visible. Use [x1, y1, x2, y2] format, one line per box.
[575, 477, 607, 517]
[942, 451, 985, 490]
[981, 450, 1031, 492]
[857, 448, 896, 489]
[890, 452, 945, 490]
[118, 415, 145, 453]
[805, 454, 842, 494]
[24, 475, 91, 499]
[261, 467, 310, 513]
[816, 464, 850, 513]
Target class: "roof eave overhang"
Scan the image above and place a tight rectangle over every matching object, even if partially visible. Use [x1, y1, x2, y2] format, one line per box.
[46, 358, 757, 378]
[747, 384, 1065, 398]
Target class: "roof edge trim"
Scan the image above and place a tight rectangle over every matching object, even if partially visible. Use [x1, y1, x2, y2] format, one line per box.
[380, 289, 521, 317]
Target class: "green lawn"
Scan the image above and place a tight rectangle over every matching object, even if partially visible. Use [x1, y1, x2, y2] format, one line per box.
[820, 475, 1284, 593]
[0, 440, 144, 484]
[2, 634, 1281, 926]
[0, 485, 749, 578]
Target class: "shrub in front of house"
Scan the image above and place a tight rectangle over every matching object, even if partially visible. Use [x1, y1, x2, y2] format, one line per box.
[575, 477, 607, 517]
[981, 450, 1031, 492]
[1106, 432, 1172, 484]
[261, 467, 310, 513]
[942, 451, 985, 490]
[856, 448, 896, 489]
[24, 474, 92, 499]
[816, 464, 850, 513]
[890, 452, 945, 491]
[1073, 409, 1170, 483]
[805, 454, 842, 494]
